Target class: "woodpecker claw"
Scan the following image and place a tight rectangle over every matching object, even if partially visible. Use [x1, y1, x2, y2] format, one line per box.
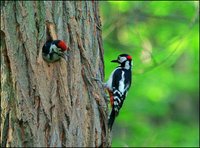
[92, 77, 101, 82]
[92, 77, 107, 87]
[104, 94, 110, 102]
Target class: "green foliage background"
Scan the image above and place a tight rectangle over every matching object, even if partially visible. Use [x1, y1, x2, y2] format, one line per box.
[100, 1, 199, 147]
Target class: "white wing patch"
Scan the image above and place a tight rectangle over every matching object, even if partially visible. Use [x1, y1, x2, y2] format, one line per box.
[106, 67, 121, 91]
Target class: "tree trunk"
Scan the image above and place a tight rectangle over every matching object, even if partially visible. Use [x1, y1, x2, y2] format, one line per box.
[1, 1, 110, 147]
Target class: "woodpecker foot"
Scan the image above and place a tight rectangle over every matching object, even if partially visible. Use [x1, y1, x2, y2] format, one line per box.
[103, 94, 110, 103]
[92, 77, 101, 82]
[92, 77, 106, 87]
[98, 105, 107, 109]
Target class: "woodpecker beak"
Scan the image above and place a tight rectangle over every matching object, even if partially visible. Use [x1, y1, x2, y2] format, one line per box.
[54, 51, 68, 61]
[61, 52, 69, 61]
[111, 59, 119, 63]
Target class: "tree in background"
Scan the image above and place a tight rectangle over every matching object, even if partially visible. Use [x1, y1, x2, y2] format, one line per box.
[1, 1, 110, 147]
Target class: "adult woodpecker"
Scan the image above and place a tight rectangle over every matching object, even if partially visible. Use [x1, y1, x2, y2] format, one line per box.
[42, 40, 68, 63]
[94, 54, 132, 130]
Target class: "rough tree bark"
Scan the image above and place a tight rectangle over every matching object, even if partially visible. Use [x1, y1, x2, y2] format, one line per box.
[1, 1, 110, 147]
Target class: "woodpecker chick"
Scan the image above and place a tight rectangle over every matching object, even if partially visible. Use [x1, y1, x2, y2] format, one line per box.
[42, 40, 69, 63]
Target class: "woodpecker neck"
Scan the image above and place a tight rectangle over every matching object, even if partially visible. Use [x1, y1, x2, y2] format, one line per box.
[120, 61, 132, 70]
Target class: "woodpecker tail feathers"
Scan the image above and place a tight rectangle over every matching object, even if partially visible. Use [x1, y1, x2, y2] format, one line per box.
[108, 108, 118, 130]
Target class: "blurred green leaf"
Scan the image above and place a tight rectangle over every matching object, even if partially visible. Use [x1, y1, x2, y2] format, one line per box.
[100, 1, 199, 147]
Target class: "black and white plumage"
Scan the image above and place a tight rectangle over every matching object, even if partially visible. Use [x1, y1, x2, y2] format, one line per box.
[106, 54, 132, 130]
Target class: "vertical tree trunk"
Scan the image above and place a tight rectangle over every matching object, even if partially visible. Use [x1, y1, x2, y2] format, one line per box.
[1, 1, 110, 147]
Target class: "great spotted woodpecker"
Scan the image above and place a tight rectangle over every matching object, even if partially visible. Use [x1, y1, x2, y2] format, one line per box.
[106, 54, 132, 130]
[42, 40, 68, 63]
[93, 54, 132, 130]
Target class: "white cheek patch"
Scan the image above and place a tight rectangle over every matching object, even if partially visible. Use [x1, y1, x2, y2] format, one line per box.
[106, 67, 121, 91]
[119, 57, 126, 63]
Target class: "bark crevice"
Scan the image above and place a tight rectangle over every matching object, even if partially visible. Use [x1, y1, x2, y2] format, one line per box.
[1, 112, 9, 147]
[1, 1, 110, 147]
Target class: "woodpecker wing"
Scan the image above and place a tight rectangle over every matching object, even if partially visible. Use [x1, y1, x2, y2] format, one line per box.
[108, 68, 131, 130]
[112, 68, 131, 112]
